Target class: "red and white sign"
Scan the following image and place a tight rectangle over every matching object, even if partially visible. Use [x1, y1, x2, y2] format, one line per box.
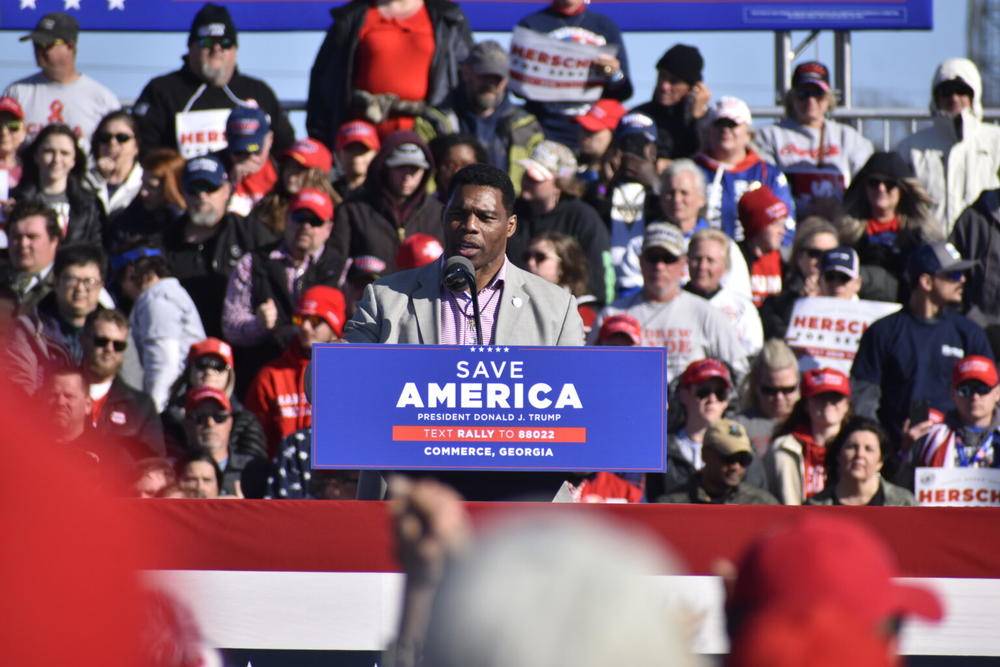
[508, 27, 617, 103]
[785, 296, 901, 375]
[915, 467, 1000, 507]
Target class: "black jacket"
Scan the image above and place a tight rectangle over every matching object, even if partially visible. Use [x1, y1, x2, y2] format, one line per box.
[306, 0, 473, 147]
[162, 212, 277, 338]
[951, 188, 1000, 324]
[12, 179, 103, 248]
[134, 61, 294, 157]
[330, 131, 444, 273]
[95, 377, 166, 461]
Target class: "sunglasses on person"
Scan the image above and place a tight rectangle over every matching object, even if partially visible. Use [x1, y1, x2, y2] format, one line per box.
[761, 384, 797, 397]
[865, 178, 898, 191]
[194, 356, 228, 372]
[92, 335, 127, 352]
[801, 247, 826, 260]
[936, 81, 973, 99]
[190, 411, 231, 426]
[292, 314, 327, 327]
[96, 132, 133, 145]
[290, 210, 326, 227]
[197, 37, 235, 50]
[525, 251, 557, 264]
[722, 451, 753, 467]
[822, 271, 851, 285]
[0, 120, 23, 132]
[186, 180, 222, 196]
[642, 250, 680, 265]
[956, 382, 994, 398]
[695, 386, 728, 401]
[936, 270, 965, 283]
[794, 87, 826, 100]
[712, 118, 739, 129]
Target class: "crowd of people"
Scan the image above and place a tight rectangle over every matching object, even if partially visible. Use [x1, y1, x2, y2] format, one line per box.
[1, 1, 999, 506]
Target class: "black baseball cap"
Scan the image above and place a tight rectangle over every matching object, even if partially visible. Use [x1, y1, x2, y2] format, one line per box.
[20, 12, 79, 47]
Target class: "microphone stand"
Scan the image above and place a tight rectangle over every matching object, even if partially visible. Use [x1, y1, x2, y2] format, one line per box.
[466, 272, 483, 347]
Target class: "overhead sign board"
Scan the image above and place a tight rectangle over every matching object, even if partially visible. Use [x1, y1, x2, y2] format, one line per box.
[310, 344, 667, 472]
[0, 1, 933, 32]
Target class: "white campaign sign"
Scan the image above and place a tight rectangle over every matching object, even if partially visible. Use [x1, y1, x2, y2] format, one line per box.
[914, 467, 1000, 506]
[175, 108, 231, 159]
[785, 296, 901, 374]
[508, 26, 617, 103]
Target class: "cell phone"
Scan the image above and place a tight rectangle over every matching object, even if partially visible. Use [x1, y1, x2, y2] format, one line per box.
[908, 400, 930, 425]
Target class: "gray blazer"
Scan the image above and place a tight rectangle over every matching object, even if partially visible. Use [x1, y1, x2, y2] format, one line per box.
[344, 259, 585, 346]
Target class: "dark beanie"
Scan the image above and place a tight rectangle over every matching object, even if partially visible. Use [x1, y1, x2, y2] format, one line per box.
[656, 44, 704, 85]
[188, 3, 238, 45]
[860, 151, 914, 181]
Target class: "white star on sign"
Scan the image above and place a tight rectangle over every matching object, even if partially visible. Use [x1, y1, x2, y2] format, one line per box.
[64, 0, 81, 9]
[108, 0, 124, 8]
[20, 0, 37, 9]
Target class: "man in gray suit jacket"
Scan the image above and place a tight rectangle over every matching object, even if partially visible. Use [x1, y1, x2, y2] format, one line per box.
[341, 163, 584, 500]
[345, 164, 584, 346]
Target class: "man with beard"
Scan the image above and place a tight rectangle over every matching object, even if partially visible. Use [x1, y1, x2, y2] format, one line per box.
[81, 309, 165, 460]
[162, 154, 274, 339]
[424, 40, 544, 194]
[657, 418, 777, 504]
[133, 2, 293, 159]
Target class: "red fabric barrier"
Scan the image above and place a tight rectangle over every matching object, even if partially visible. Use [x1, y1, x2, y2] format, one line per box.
[131, 500, 1000, 578]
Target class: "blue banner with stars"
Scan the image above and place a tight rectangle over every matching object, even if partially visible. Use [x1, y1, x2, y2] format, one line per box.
[310, 344, 667, 472]
[0, 1, 931, 33]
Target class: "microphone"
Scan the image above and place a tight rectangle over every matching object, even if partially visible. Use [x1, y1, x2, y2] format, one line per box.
[441, 255, 483, 346]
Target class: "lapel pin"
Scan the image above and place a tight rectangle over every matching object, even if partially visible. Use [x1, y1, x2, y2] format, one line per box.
[512, 296, 523, 308]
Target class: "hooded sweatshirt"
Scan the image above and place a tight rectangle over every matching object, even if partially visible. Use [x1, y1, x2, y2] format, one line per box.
[895, 58, 1000, 234]
[329, 130, 445, 273]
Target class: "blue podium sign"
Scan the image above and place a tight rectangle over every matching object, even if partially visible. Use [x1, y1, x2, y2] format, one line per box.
[311, 344, 667, 472]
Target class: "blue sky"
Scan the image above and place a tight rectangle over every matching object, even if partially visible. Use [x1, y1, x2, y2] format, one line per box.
[0, 1, 967, 137]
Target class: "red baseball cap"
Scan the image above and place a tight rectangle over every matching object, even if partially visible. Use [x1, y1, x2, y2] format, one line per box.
[187, 337, 234, 368]
[679, 358, 732, 389]
[184, 385, 231, 413]
[0, 96, 24, 120]
[297, 285, 346, 338]
[575, 99, 627, 133]
[952, 355, 998, 388]
[283, 138, 333, 172]
[801, 367, 850, 398]
[738, 186, 788, 239]
[335, 120, 380, 153]
[396, 233, 444, 270]
[727, 515, 943, 634]
[596, 314, 642, 345]
[289, 188, 334, 221]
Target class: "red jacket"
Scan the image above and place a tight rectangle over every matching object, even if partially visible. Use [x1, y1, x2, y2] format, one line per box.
[245, 342, 311, 458]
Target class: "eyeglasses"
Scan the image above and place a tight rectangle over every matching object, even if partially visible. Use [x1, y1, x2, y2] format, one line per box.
[197, 37, 235, 50]
[865, 178, 898, 191]
[92, 336, 127, 352]
[290, 210, 326, 227]
[186, 180, 222, 196]
[61, 276, 102, 291]
[936, 270, 965, 283]
[642, 251, 680, 265]
[722, 452, 753, 467]
[96, 132, 133, 145]
[0, 120, 23, 133]
[292, 314, 326, 327]
[956, 382, 994, 398]
[761, 384, 798, 397]
[525, 251, 558, 264]
[190, 411, 231, 426]
[194, 356, 228, 372]
[695, 386, 728, 401]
